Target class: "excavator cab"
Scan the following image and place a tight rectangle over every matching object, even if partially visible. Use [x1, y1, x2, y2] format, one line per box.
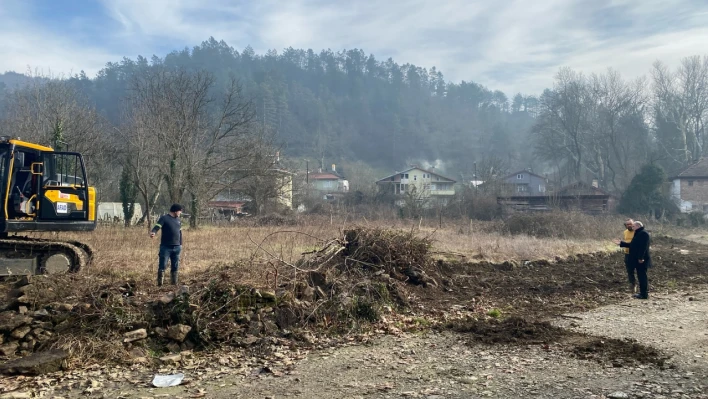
[0, 137, 96, 275]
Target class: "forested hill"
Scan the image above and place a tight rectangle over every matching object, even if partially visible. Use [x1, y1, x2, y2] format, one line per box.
[1, 37, 538, 177]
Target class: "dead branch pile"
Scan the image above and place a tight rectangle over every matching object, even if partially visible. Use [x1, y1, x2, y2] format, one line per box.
[340, 228, 437, 287]
[293, 227, 438, 287]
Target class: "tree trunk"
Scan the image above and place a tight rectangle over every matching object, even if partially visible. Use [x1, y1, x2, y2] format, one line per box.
[190, 193, 199, 229]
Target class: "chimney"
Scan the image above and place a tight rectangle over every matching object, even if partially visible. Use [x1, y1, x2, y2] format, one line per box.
[332, 164, 336, 172]
[592, 179, 599, 188]
[275, 151, 280, 163]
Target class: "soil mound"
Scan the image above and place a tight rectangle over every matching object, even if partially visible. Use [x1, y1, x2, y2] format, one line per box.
[447, 316, 565, 344]
[446, 316, 670, 368]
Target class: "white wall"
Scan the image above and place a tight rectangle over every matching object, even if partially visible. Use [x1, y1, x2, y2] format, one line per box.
[97, 202, 143, 224]
[671, 179, 694, 212]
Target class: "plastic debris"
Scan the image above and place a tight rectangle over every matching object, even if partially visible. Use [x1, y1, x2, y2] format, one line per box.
[152, 373, 185, 387]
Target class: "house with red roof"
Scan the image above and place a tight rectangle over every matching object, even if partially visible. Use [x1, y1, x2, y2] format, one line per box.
[307, 164, 349, 199]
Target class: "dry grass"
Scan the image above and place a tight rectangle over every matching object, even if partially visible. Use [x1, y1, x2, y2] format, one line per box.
[432, 229, 613, 263]
[19, 213, 623, 281]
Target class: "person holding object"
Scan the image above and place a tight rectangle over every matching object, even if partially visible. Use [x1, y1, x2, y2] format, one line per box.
[621, 218, 636, 293]
[614, 221, 651, 299]
[150, 204, 184, 286]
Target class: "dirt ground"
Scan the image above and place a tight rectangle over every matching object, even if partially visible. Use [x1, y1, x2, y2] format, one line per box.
[2, 235, 708, 398]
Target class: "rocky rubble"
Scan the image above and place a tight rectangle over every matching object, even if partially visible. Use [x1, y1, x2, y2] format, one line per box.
[0, 278, 61, 363]
[0, 254, 410, 377]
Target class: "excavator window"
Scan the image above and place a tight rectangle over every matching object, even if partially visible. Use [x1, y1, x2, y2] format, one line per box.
[8, 150, 40, 217]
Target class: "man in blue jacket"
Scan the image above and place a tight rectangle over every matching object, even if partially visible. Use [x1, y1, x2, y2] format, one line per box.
[615, 221, 651, 299]
[150, 204, 184, 286]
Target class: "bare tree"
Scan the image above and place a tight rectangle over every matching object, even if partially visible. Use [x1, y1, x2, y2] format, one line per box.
[534, 67, 651, 192]
[116, 101, 164, 226]
[236, 165, 294, 215]
[586, 69, 648, 190]
[533, 68, 592, 182]
[0, 70, 113, 198]
[679, 56, 708, 159]
[652, 56, 708, 166]
[126, 66, 272, 227]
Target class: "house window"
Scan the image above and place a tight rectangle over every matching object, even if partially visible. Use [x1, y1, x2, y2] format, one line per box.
[517, 185, 528, 192]
[400, 184, 406, 192]
[414, 175, 417, 181]
[688, 180, 694, 186]
[323, 181, 333, 188]
[430, 184, 436, 191]
[539, 185, 546, 193]
[517, 174, 523, 179]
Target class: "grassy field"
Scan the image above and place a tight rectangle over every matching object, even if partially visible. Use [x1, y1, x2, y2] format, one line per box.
[23, 213, 632, 282]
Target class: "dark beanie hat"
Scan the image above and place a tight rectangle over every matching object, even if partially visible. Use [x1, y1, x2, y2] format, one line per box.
[170, 204, 184, 212]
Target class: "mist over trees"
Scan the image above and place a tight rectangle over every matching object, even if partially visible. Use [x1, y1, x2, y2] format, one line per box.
[0, 37, 705, 213]
[1, 38, 538, 178]
[533, 56, 708, 191]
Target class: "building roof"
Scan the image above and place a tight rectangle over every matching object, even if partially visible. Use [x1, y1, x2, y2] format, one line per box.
[376, 166, 456, 183]
[503, 169, 548, 181]
[308, 172, 343, 180]
[208, 201, 247, 210]
[671, 158, 708, 179]
[556, 181, 610, 197]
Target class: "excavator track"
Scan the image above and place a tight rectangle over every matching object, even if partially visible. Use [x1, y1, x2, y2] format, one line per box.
[0, 236, 93, 275]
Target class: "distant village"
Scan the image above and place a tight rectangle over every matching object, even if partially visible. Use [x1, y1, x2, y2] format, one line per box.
[98, 157, 708, 225]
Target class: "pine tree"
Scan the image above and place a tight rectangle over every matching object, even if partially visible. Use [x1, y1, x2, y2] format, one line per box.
[52, 119, 64, 150]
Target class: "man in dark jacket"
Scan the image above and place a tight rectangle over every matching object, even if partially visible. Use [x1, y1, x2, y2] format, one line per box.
[615, 221, 651, 299]
[150, 204, 184, 286]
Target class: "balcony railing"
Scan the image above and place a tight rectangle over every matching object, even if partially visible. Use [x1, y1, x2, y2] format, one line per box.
[429, 189, 455, 196]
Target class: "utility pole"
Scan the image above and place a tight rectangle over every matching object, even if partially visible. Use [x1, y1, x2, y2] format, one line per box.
[473, 162, 478, 190]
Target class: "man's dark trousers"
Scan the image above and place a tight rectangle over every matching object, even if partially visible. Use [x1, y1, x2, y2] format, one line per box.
[158, 244, 182, 274]
[624, 254, 636, 287]
[636, 262, 648, 298]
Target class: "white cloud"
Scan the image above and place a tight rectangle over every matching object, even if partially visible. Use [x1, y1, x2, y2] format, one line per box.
[476, 1, 708, 94]
[98, 0, 255, 50]
[1, 0, 706, 96]
[0, 1, 117, 77]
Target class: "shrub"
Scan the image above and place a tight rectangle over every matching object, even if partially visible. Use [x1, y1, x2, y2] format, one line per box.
[688, 211, 707, 227]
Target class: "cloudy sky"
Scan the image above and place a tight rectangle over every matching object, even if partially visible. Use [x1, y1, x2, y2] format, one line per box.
[1, 0, 707, 95]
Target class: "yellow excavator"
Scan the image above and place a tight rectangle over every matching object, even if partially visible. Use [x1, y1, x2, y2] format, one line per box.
[0, 136, 96, 275]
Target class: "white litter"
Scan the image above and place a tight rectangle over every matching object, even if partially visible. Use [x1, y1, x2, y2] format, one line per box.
[152, 373, 185, 387]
